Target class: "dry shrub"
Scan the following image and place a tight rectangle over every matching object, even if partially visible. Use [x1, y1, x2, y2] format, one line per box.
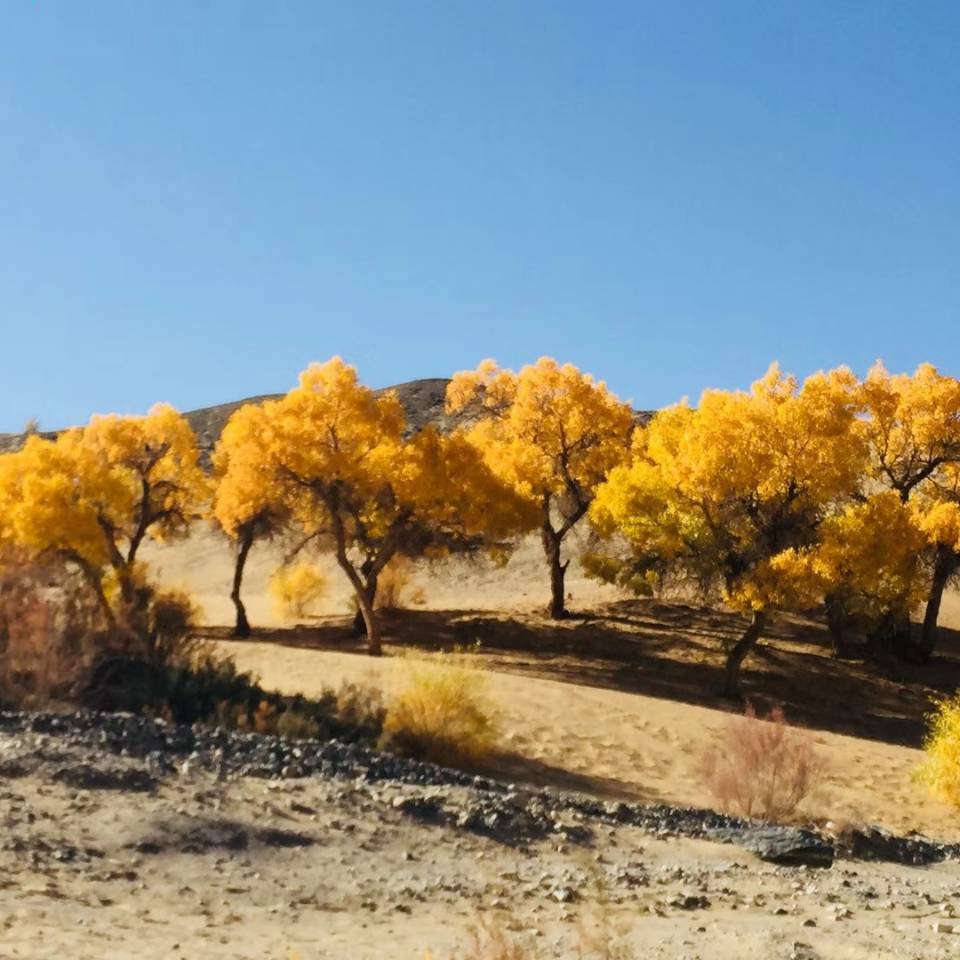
[698, 704, 826, 822]
[917, 694, 960, 806]
[334, 679, 387, 734]
[428, 917, 537, 960]
[269, 561, 327, 620]
[381, 654, 496, 765]
[431, 907, 638, 960]
[0, 555, 107, 707]
[377, 556, 427, 612]
[140, 586, 205, 666]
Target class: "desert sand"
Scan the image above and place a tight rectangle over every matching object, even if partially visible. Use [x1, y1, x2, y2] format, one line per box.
[140, 524, 960, 843]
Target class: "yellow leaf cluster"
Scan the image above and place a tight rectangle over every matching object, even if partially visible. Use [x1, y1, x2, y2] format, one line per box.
[213, 401, 286, 540]
[447, 357, 634, 512]
[254, 358, 529, 548]
[0, 404, 207, 594]
[813, 492, 927, 613]
[918, 694, 960, 807]
[861, 361, 960, 499]
[269, 561, 328, 621]
[591, 364, 867, 615]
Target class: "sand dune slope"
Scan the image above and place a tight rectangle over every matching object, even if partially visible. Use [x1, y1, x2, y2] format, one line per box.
[219, 642, 960, 843]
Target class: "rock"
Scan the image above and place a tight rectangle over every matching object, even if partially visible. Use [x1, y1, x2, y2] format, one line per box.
[837, 825, 955, 866]
[932, 921, 956, 934]
[51, 764, 155, 793]
[391, 795, 446, 823]
[707, 825, 834, 868]
[668, 894, 711, 910]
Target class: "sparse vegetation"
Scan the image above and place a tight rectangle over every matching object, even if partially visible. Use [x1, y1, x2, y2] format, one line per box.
[430, 904, 640, 959]
[269, 560, 328, 621]
[377, 556, 426, 612]
[698, 704, 827, 822]
[0, 553, 107, 707]
[918, 694, 960, 807]
[381, 654, 497, 765]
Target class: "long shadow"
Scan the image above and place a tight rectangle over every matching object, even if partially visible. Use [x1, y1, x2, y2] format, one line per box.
[466, 750, 659, 803]
[205, 600, 960, 751]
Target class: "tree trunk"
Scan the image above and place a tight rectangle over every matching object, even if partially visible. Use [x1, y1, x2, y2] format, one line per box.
[542, 524, 569, 619]
[352, 560, 379, 636]
[352, 583, 381, 655]
[919, 545, 958, 662]
[230, 528, 254, 638]
[333, 551, 381, 656]
[825, 592, 854, 658]
[723, 610, 767, 698]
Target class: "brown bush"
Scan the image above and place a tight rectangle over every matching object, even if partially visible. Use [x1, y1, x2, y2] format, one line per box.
[698, 704, 827, 822]
[0, 555, 108, 707]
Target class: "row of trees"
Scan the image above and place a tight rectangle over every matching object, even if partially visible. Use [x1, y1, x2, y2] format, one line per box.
[0, 357, 958, 695]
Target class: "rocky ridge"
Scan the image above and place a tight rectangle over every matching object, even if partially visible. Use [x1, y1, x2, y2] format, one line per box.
[1, 710, 954, 870]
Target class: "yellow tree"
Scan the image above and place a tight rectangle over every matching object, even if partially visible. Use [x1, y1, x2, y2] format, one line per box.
[860, 362, 960, 659]
[813, 492, 927, 656]
[446, 357, 635, 619]
[212, 402, 289, 637]
[260, 358, 530, 654]
[0, 405, 208, 624]
[590, 364, 866, 697]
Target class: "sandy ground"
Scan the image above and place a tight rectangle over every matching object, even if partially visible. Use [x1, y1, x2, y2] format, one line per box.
[3, 756, 960, 960]
[140, 526, 960, 843]
[219, 642, 960, 844]
[140, 523, 624, 628]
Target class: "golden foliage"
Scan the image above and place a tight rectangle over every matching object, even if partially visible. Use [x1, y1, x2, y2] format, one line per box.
[212, 401, 287, 540]
[447, 357, 633, 615]
[591, 364, 866, 615]
[0, 405, 207, 609]
[269, 561, 328, 620]
[447, 357, 633, 516]
[812, 492, 927, 617]
[918, 694, 960, 807]
[861, 361, 960, 500]
[381, 654, 497, 764]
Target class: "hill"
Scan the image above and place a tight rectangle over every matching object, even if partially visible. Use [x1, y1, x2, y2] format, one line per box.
[0, 377, 458, 458]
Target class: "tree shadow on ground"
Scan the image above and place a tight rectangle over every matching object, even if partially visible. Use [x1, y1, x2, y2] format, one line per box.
[202, 598, 960, 750]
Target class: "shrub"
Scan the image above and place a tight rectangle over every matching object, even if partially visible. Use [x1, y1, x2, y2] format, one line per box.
[377, 556, 426, 612]
[0, 554, 109, 707]
[269, 561, 327, 621]
[430, 908, 638, 959]
[380, 654, 496, 765]
[141, 586, 205, 666]
[917, 694, 960, 806]
[698, 704, 826, 822]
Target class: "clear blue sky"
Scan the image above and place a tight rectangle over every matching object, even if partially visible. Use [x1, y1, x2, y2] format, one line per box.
[2, 1, 958, 431]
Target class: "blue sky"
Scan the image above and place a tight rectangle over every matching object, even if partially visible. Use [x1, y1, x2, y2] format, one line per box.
[1, 1, 958, 430]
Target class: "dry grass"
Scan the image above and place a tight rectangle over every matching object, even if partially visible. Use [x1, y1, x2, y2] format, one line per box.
[269, 561, 328, 621]
[427, 904, 640, 959]
[698, 704, 827, 822]
[381, 653, 497, 765]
